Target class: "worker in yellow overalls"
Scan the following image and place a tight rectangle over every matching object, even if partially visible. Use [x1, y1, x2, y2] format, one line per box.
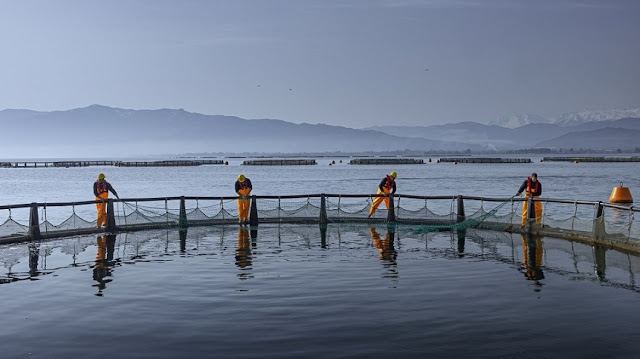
[235, 174, 253, 225]
[368, 171, 397, 218]
[516, 172, 542, 227]
[93, 173, 119, 228]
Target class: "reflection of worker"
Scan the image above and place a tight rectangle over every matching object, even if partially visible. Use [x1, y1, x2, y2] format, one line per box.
[235, 227, 253, 278]
[235, 174, 253, 225]
[94, 173, 120, 228]
[516, 173, 542, 227]
[521, 234, 544, 281]
[369, 227, 397, 262]
[368, 171, 397, 218]
[93, 234, 116, 296]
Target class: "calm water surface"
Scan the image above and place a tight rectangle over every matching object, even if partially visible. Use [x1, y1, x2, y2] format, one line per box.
[1, 157, 640, 358]
[1, 224, 640, 358]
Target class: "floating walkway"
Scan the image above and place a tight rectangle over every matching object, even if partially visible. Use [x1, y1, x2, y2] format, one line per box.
[542, 156, 640, 162]
[439, 157, 531, 164]
[242, 159, 317, 166]
[0, 193, 638, 256]
[349, 158, 424, 165]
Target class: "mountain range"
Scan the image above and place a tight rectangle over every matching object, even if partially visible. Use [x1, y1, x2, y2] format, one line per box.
[0, 105, 638, 158]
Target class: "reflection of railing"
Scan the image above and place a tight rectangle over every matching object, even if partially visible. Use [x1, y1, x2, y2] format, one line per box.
[3, 226, 640, 294]
[0, 194, 638, 251]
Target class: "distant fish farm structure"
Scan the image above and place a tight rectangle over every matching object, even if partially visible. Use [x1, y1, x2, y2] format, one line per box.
[113, 160, 223, 167]
[439, 157, 531, 164]
[242, 159, 317, 166]
[542, 157, 640, 163]
[349, 158, 424, 165]
[0, 160, 224, 168]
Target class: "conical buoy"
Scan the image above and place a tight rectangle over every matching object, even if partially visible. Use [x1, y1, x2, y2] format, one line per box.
[609, 183, 633, 203]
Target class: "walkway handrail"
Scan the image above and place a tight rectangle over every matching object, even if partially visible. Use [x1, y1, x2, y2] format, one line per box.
[0, 194, 636, 212]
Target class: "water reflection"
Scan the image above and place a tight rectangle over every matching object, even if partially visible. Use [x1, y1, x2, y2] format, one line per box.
[29, 242, 39, 277]
[593, 245, 607, 281]
[4, 225, 640, 295]
[521, 234, 544, 289]
[92, 234, 117, 296]
[609, 206, 632, 226]
[457, 228, 466, 256]
[369, 227, 398, 283]
[235, 227, 256, 280]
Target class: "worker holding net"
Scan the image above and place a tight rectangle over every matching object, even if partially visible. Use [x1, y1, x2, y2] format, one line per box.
[368, 171, 397, 219]
[235, 174, 253, 225]
[516, 173, 542, 227]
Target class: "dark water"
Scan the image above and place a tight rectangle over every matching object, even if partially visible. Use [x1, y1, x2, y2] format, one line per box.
[2, 224, 640, 358]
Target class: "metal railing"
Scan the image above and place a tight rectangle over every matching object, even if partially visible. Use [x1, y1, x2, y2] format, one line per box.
[0, 193, 638, 252]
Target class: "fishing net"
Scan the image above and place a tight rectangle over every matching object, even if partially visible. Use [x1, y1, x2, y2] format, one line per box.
[411, 198, 514, 234]
[0, 195, 639, 249]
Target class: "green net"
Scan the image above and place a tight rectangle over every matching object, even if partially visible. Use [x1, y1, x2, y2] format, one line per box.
[411, 198, 514, 234]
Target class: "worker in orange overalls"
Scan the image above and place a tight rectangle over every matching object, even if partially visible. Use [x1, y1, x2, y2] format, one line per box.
[368, 171, 397, 218]
[93, 173, 119, 228]
[516, 172, 542, 227]
[235, 174, 253, 225]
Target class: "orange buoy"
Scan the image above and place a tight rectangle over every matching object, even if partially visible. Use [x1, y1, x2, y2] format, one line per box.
[609, 183, 633, 203]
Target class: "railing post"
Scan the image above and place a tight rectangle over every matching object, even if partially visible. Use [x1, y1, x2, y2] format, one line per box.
[524, 197, 533, 233]
[387, 194, 396, 222]
[319, 194, 328, 226]
[528, 198, 536, 221]
[249, 195, 259, 227]
[28, 202, 41, 241]
[592, 201, 605, 240]
[106, 199, 117, 232]
[456, 195, 465, 223]
[179, 196, 188, 229]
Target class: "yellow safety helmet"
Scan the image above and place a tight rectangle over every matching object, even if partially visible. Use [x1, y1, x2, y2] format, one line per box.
[390, 171, 397, 179]
[98, 173, 105, 180]
[238, 174, 246, 182]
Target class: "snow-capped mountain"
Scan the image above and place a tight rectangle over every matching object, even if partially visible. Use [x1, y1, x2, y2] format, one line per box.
[487, 113, 550, 128]
[553, 108, 640, 127]
[488, 108, 640, 128]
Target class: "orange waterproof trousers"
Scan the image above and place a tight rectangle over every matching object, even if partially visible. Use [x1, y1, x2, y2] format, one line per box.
[237, 187, 251, 221]
[521, 194, 542, 226]
[369, 187, 391, 216]
[96, 192, 108, 227]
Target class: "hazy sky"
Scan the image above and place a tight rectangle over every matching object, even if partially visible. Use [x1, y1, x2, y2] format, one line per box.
[1, 0, 639, 127]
